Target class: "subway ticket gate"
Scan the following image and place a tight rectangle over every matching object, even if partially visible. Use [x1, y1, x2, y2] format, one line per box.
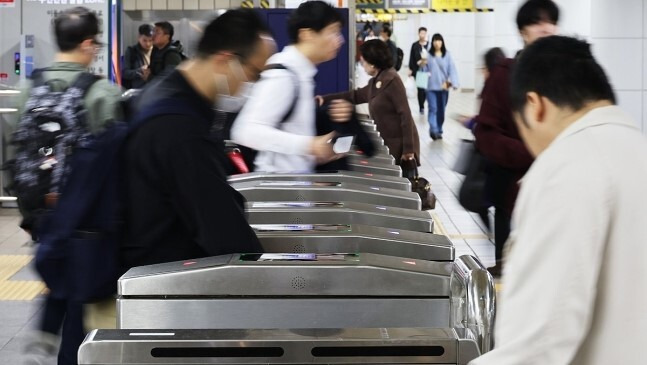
[348, 151, 395, 165]
[347, 158, 403, 177]
[79, 327, 481, 364]
[348, 152, 396, 166]
[116, 254, 495, 354]
[352, 143, 393, 159]
[361, 120, 377, 131]
[349, 149, 395, 165]
[253, 223, 453, 261]
[232, 181, 420, 209]
[362, 142, 391, 156]
[229, 171, 409, 191]
[246, 201, 433, 233]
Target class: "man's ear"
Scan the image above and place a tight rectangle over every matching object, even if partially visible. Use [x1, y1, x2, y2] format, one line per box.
[211, 52, 232, 68]
[526, 91, 546, 124]
[80, 38, 94, 52]
[298, 28, 314, 43]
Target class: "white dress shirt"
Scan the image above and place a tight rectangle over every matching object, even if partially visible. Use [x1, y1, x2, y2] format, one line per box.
[231, 46, 318, 172]
[470, 106, 647, 365]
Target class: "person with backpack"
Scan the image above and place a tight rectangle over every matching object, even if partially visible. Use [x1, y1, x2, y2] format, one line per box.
[11, 7, 123, 365]
[121, 24, 153, 89]
[231, 0, 352, 172]
[149, 21, 186, 80]
[120, 8, 271, 276]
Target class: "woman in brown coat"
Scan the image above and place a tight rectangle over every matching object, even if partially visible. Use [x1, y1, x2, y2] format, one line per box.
[320, 39, 420, 166]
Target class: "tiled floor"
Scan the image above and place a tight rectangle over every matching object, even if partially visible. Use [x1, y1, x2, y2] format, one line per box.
[0, 89, 495, 363]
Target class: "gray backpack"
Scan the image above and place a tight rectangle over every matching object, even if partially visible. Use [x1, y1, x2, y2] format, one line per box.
[9, 69, 99, 217]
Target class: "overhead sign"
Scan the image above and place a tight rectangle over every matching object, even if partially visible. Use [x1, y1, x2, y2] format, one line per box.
[0, 0, 15, 8]
[387, 0, 430, 9]
[432, 0, 473, 10]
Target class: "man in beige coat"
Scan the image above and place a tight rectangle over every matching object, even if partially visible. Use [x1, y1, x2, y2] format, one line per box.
[471, 36, 647, 365]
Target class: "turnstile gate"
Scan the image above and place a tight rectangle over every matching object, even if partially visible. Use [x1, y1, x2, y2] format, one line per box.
[347, 159, 402, 177]
[117, 255, 495, 354]
[348, 152, 396, 166]
[246, 201, 433, 232]
[253, 223, 453, 261]
[79, 327, 482, 364]
[232, 181, 420, 209]
[229, 171, 408, 191]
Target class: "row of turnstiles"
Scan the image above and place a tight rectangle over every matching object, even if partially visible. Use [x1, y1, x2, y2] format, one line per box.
[79, 116, 496, 365]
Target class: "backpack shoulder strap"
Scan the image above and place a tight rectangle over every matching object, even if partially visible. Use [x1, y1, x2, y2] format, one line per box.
[70, 72, 102, 97]
[29, 68, 47, 87]
[264, 63, 299, 125]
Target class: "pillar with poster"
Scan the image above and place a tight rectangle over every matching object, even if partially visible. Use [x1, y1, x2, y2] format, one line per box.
[20, 0, 111, 79]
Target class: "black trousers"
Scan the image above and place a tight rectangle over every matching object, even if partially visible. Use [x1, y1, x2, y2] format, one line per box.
[40, 296, 84, 365]
[485, 165, 514, 262]
[417, 88, 426, 111]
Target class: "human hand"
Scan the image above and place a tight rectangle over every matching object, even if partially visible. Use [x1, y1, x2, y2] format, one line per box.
[401, 153, 415, 161]
[141, 67, 151, 81]
[309, 132, 339, 164]
[328, 99, 353, 123]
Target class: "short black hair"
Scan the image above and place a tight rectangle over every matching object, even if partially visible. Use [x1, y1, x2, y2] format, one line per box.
[53, 7, 100, 52]
[511, 36, 616, 117]
[360, 39, 393, 70]
[381, 28, 392, 37]
[288, 1, 344, 44]
[138, 24, 153, 37]
[154, 21, 174, 40]
[197, 8, 271, 60]
[484, 47, 505, 72]
[516, 0, 559, 30]
[431, 33, 446, 57]
[418, 27, 427, 33]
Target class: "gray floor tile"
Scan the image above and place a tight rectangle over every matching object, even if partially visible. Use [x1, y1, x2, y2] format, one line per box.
[8, 263, 40, 281]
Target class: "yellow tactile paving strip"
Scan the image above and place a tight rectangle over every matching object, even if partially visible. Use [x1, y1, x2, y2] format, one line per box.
[431, 212, 448, 236]
[0, 255, 46, 301]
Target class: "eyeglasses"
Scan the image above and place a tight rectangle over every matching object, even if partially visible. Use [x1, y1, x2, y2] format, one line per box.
[91, 39, 104, 49]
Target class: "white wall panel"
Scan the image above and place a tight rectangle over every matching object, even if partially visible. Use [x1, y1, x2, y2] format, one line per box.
[591, 0, 642, 38]
[592, 38, 642, 91]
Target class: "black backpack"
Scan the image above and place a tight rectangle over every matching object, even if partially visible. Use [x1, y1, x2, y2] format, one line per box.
[8, 69, 99, 227]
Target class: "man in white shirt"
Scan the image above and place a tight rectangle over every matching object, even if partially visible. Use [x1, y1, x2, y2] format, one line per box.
[470, 36, 647, 365]
[231, 0, 350, 172]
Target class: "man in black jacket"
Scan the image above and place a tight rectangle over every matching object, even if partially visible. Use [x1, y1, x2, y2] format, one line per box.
[408, 27, 429, 115]
[149, 21, 185, 80]
[120, 9, 275, 271]
[122, 24, 153, 89]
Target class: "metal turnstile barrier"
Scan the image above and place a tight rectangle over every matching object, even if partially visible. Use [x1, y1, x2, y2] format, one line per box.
[347, 158, 402, 177]
[232, 181, 420, 209]
[348, 152, 396, 166]
[246, 201, 433, 232]
[229, 171, 408, 191]
[79, 327, 481, 364]
[117, 254, 495, 354]
[253, 223, 453, 261]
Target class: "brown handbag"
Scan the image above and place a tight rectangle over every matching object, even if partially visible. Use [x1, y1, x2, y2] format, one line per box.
[400, 159, 436, 210]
